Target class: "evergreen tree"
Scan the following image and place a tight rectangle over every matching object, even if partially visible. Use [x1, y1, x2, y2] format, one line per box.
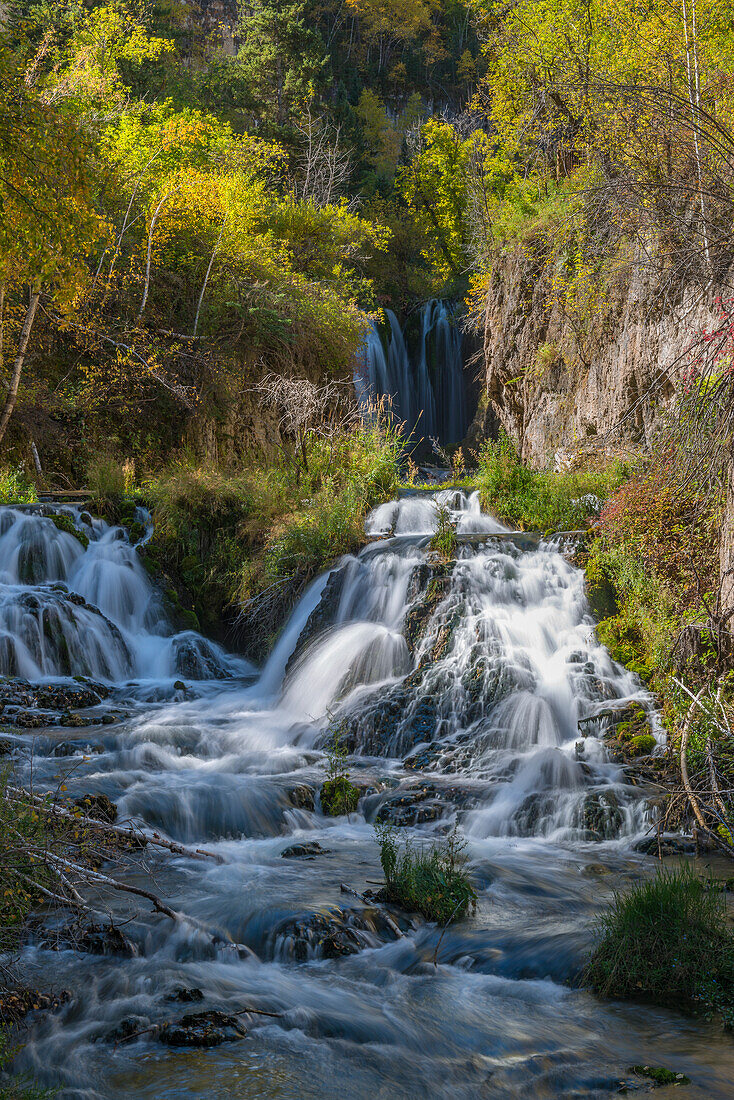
[238, 0, 326, 133]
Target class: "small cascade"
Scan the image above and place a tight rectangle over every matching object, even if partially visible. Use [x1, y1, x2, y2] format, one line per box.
[355, 300, 471, 445]
[0, 507, 249, 683]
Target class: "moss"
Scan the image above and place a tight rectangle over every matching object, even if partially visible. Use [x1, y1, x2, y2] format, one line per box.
[627, 733, 657, 757]
[630, 1066, 690, 1086]
[51, 514, 89, 549]
[320, 777, 360, 816]
[127, 521, 146, 543]
[177, 609, 200, 632]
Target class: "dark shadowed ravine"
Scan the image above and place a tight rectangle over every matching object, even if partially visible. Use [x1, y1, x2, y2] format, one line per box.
[3, 496, 734, 1099]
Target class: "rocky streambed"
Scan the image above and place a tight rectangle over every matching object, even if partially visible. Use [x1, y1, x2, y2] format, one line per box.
[3, 493, 734, 1099]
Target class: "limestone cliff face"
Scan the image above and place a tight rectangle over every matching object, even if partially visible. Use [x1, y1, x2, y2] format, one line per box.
[472, 244, 722, 468]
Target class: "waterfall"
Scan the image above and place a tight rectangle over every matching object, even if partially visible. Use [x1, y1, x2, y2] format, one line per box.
[355, 300, 470, 445]
[0, 506, 251, 683]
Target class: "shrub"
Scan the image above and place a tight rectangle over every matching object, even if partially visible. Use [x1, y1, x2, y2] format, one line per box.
[375, 823, 477, 925]
[596, 461, 720, 613]
[429, 500, 457, 561]
[320, 735, 359, 817]
[0, 468, 36, 505]
[475, 433, 628, 530]
[584, 865, 734, 1026]
[86, 454, 132, 503]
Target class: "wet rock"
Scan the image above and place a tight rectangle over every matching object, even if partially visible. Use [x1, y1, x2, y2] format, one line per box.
[403, 567, 451, 652]
[165, 986, 204, 1003]
[285, 568, 346, 674]
[373, 782, 461, 826]
[172, 636, 231, 680]
[74, 792, 117, 823]
[273, 904, 411, 962]
[103, 1015, 153, 1044]
[633, 835, 701, 856]
[39, 920, 136, 957]
[159, 1010, 247, 1047]
[287, 784, 315, 812]
[0, 987, 71, 1025]
[581, 789, 624, 840]
[51, 740, 103, 757]
[281, 841, 330, 859]
[59, 712, 93, 728]
[78, 922, 137, 957]
[14, 711, 45, 728]
[0, 737, 14, 755]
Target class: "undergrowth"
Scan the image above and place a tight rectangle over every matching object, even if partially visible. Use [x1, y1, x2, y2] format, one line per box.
[585, 865, 734, 1028]
[0, 468, 37, 505]
[143, 417, 404, 653]
[375, 823, 477, 925]
[475, 434, 630, 530]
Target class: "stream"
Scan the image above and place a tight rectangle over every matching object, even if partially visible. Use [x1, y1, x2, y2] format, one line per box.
[5, 495, 734, 1099]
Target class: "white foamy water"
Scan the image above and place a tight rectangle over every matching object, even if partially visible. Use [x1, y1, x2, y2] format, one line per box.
[0, 507, 252, 682]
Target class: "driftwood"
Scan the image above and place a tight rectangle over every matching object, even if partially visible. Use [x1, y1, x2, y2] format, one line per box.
[7, 786, 223, 864]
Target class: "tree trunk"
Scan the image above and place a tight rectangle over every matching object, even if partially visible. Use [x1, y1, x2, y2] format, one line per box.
[0, 288, 41, 447]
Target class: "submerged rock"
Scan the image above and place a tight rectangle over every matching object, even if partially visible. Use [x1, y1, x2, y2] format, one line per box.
[272, 904, 411, 962]
[159, 1010, 247, 1047]
[164, 986, 204, 1004]
[629, 1065, 690, 1087]
[281, 841, 330, 859]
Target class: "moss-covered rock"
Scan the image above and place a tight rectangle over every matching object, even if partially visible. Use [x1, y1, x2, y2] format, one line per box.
[51, 513, 89, 549]
[629, 1065, 690, 1086]
[320, 776, 360, 816]
[627, 733, 656, 757]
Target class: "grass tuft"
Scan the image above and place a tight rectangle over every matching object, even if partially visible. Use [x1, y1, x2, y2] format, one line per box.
[375, 823, 477, 925]
[584, 864, 734, 1027]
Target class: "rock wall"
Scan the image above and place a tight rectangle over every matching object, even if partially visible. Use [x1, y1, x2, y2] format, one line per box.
[472, 243, 722, 468]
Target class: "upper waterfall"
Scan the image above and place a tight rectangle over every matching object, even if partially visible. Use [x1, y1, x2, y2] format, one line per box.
[355, 300, 471, 446]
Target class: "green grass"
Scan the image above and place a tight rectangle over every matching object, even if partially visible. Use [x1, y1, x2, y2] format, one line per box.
[474, 434, 630, 531]
[375, 824, 477, 925]
[86, 454, 133, 502]
[0, 1031, 51, 1099]
[142, 418, 404, 648]
[584, 865, 734, 1027]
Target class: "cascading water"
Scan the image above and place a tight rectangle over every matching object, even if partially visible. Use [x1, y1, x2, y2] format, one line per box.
[355, 300, 470, 445]
[0, 507, 249, 683]
[7, 494, 734, 1099]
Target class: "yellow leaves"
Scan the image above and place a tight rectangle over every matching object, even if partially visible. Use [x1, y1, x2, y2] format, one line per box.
[345, 0, 440, 45]
[48, 2, 175, 109]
